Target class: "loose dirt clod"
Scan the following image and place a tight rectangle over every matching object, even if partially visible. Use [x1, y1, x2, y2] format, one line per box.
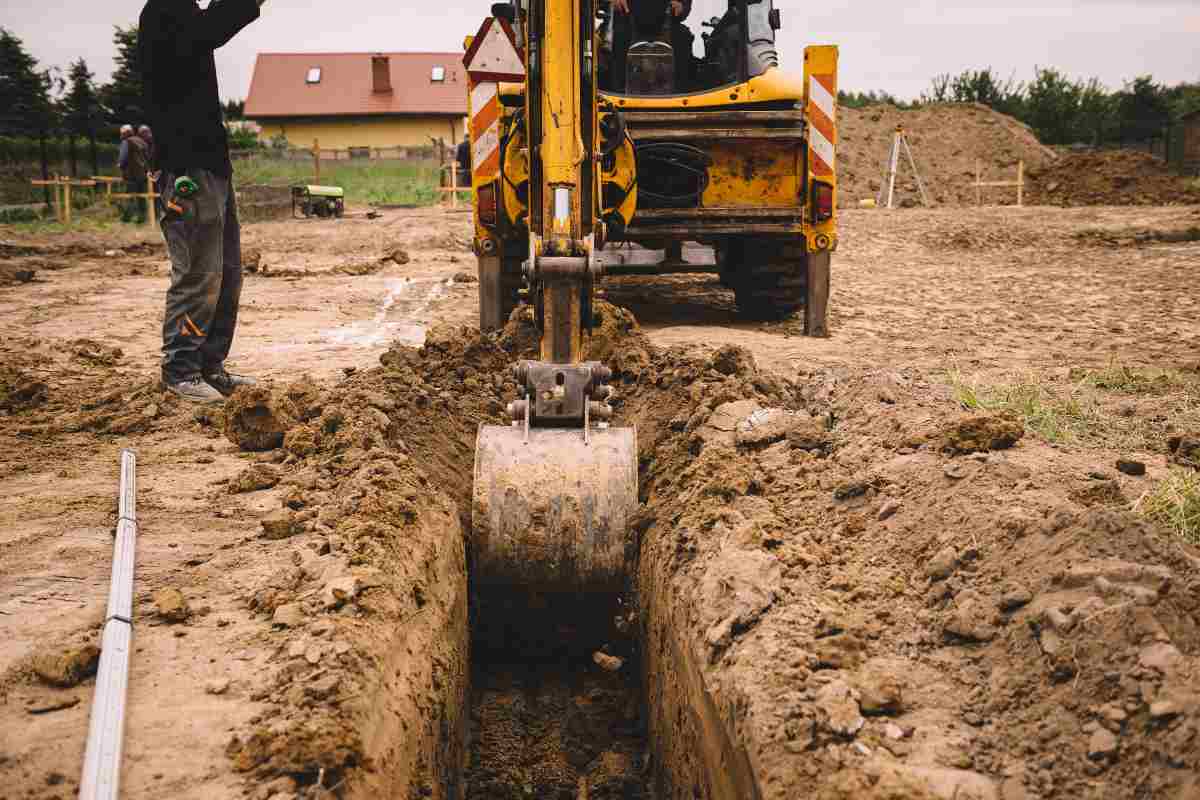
[154, 588, 191, 623]
[938, 412, 1024, 454]
[224, 387, 294, 452]
[230, 463, 281, 493]
[30, 641, 100, 688]
[0, 366, 48, 411]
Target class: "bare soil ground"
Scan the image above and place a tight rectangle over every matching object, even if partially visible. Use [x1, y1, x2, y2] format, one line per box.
[1, 203, 1199, 800]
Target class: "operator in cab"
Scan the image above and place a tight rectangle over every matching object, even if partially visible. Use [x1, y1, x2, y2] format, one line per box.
[606, 0, 695, 93]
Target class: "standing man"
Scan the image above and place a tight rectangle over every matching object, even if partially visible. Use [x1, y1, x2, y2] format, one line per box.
[117, 124, 150, 223]
[137, 125, 156, 168]
[139, 0, 265, 402]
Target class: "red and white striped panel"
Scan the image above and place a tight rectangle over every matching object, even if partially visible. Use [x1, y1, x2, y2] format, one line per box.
[470, 81, 502, 180]
[807, 73, 837, 178]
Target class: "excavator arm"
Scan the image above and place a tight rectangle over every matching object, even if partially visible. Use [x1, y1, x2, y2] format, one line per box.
[468, 0, 639, 604]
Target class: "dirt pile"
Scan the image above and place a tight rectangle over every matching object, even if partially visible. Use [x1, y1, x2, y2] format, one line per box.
[630, 366, 1200, 799]
[219, 304, 656, 797]
[208, 304, 1200, 799]
[1026, 150, 1200, 207]
[838, 103, 1056, 208]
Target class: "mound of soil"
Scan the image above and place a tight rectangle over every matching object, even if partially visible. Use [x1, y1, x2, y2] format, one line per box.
[208, 303, 1198, 800]
[1027, 150, 1200, 207]
[838, 103, 1056, 208]
[630, 366, 1200, 799]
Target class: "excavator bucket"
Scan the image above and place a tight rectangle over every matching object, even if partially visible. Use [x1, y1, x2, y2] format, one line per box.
[471, 424, 638, 596]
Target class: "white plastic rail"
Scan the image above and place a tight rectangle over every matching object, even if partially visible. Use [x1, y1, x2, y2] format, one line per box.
[78, 449, 137, 800]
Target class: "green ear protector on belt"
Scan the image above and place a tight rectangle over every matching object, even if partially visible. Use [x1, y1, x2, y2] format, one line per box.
[165, 175, 199, 215]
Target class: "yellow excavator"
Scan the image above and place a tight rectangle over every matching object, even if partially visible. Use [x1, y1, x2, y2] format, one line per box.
[466, 0, 837, 623]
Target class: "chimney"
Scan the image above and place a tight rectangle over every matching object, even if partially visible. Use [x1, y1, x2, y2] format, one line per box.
[371, 55, 392, 94]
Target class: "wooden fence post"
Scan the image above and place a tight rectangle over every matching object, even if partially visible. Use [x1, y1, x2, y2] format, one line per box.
[1016, 160, 1024, 207]
[313, 139, 320, 184]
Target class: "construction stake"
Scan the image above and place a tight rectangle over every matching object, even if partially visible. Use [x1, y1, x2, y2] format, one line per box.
[972, 159, 1025, 207]
[79, 449, 138, 800]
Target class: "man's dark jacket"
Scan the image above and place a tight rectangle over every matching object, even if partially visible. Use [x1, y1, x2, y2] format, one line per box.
[139, 0, 260, 177]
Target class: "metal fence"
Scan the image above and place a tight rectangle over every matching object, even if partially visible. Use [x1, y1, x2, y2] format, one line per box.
[1121, 119, 1200, 176]
[231, 144, 442, 163]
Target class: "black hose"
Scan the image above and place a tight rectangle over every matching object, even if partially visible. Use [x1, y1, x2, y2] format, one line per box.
[635, 141, 712, 206]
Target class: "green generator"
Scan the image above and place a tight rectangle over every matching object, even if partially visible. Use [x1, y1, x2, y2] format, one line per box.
[291, 185, 345, 219]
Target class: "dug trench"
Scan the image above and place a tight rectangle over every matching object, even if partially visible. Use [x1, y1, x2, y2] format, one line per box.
[210, 297, 1200, 800]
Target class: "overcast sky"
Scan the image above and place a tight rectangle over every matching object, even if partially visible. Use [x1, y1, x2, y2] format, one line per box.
[7, 0, 1199, 103]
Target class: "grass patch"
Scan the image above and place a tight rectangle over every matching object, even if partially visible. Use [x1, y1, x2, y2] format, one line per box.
[946, 368, 1097, 443]
[232, 157, 442, 206]
[1083, 356, 1199, 395]
[1135, 469, 1200, 545]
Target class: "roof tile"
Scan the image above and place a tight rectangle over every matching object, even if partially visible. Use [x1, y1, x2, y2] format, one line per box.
[245, 52, 467, 118]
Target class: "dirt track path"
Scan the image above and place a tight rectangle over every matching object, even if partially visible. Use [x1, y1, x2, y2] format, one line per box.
[1, 204, 1198, 798]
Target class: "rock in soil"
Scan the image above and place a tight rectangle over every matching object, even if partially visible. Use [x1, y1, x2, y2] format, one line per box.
[815, 680, 865, 737]
[735, 408, 812, 447]
[1115, 458, 1147, 476]
[153, 587, 191, 623]
[260, 509, 298, 540]
[272, 603, 305, 628]
[856, 670, 904, 716]
[1087, 727, 1119, 760]
[229, 463, 281, 493]
[593, 652, 624, 672]
[30, 642, 100, 688]
[944, 591, 997, 642]
[926, 546, 958, 581]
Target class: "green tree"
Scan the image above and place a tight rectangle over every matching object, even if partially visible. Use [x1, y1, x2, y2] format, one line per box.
[223, 98, 246, 120]
[0, 28, 59, 203]
[1114, 76, 1171, 143]
[923, 74, 952, 104]
[1023, 67, 1083, 145]
[949, 68, 1025, 117]
[1076, 78, 1116, 145]
[838, 89, 911, 110]
[101, 25, 143, 126]
[63, 58, 104, 175]
[0, 27, 56, 138]
[1164, 81, 1200, 121]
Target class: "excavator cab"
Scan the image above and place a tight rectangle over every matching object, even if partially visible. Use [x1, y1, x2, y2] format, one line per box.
[464, 0, 837, 632]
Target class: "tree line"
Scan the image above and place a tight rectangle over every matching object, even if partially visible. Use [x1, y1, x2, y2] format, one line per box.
[0, 26, 251, 177]
[840, 67, 1200, 147]
[0, 26, 146, 175]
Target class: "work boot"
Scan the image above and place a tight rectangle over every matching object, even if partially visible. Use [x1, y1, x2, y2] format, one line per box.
[165, 376, 226, 404]
[203, 367, 257, 397]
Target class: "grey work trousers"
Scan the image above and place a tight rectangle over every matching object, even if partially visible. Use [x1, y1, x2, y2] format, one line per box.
[157, 169, 243, 382]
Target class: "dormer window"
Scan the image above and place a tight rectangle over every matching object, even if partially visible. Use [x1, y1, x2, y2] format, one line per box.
[431, 66, 445, 82]
[306, 67, 322, 84]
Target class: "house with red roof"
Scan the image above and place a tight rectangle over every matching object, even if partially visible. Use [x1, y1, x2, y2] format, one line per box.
[244, 52, 467, 151]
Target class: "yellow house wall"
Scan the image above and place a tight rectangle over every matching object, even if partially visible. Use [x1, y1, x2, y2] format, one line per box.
[256, 117, 466, 149]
